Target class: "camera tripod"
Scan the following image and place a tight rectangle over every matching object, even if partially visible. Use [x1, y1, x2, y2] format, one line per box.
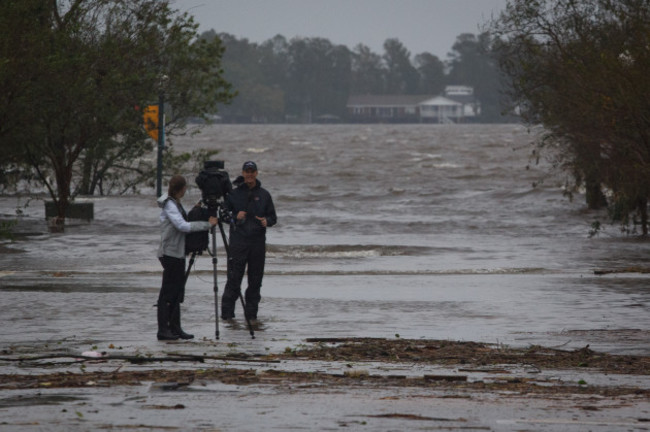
[185, 210, 255, 340]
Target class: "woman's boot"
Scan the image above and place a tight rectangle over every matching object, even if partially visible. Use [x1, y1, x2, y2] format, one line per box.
[157, 301, 179, 340]
[170, 303, 194, 339]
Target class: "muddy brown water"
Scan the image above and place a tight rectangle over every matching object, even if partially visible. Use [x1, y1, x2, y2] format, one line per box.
[1, 124, 649, 430]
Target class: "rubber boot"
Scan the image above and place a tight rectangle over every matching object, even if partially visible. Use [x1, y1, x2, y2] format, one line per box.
[221, 295, 236, 320]
[244, 302, 258, 322]
[170, 303, 194, 340]
[157, 301, 179, 341]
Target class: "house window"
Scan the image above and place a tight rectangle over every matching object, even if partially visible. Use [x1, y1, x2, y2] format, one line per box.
[420, 105, 439, 116]
[377, 107, 392, 117]
[442, 106, 459, 116]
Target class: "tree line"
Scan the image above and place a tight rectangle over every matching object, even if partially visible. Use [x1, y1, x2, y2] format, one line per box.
[206, 31, 506, 123]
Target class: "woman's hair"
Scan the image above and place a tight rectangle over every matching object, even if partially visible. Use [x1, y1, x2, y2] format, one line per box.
[168, 175, 187, 198]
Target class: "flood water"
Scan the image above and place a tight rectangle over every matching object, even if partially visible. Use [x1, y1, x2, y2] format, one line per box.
[1, 124, 649, 356]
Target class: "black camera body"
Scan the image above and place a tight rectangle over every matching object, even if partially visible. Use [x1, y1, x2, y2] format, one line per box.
[185, 160, 233, 256]
[195, 160, 232, 214]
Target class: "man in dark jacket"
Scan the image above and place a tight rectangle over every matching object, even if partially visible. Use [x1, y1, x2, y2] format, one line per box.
[221, 161, 277, 321]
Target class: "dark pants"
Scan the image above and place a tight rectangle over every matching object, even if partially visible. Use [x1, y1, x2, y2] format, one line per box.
[222, 237, 266, 319]
[158, 255, 186, 305]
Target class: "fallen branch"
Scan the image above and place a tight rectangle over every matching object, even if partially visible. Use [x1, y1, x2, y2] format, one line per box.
[167, 353, 280, 363]
[0, 354, 203, 364]
[0, 353, 279, 364]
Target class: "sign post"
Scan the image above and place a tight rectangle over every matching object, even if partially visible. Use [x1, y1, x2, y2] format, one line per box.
[156, 90, 165, 198]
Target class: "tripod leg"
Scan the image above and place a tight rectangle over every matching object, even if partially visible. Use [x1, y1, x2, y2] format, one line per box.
[238, 292, 256, 338]
[211, 226, 219, 340]
[184, 252, 197, 283]
[218, 220, 255, 339]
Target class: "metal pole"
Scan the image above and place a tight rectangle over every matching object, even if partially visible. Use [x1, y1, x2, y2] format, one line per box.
[156, 91, 165, 197]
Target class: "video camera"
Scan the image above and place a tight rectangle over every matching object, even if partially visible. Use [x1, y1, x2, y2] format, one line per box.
[195, 160, 232, 215]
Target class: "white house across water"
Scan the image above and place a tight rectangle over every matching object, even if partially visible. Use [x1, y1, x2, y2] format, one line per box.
[347, 85, 480, 123]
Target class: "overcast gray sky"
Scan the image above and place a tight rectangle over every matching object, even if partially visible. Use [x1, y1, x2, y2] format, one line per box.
[172, 0, 508, 60]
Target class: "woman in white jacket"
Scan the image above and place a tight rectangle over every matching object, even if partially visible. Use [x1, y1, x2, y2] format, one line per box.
[156, 175, 217, 340]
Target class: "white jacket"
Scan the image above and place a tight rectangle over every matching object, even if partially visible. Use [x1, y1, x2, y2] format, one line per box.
[157, 194, 210, 258]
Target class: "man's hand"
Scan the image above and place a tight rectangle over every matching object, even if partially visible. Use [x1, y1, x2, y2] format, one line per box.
[237, 211, 247, 220]
[255, 216, 267, 227]
[208, 216, 218, 226]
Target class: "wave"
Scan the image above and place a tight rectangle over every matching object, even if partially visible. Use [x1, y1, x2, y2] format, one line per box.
[266, 244, 432, 259]
[263, 267, 549, 276]
[245, 147, 269, 153]
[0, 266, 551, 283]
[289, 140, 313, 146]
[431, 162, 462, 169]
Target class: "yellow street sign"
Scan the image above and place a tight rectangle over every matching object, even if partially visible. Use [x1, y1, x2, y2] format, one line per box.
[143, 105, 159, 141]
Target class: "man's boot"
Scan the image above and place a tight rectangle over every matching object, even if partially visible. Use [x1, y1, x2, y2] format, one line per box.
[221, 303, 235, 320]
[157, 301, 179, 341]
[170, 303, 194, 340]
[221, 292, 237, 320]
[244, 302, 258, 322]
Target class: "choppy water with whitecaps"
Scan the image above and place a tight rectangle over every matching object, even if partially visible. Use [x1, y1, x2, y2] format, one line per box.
[1, 124, 649, 355]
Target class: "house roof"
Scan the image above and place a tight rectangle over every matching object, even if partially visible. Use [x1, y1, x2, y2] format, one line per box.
[347, 94, 434, 107]
[445, 94, 477, 104]
[419, 96, 462, 106]
[348, 94, 476, 108]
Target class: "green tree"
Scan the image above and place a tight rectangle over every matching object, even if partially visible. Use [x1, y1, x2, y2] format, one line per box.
[214, 32, 284, 122]
[350, 44, 385, 94]
[492, 0, 650, 233]
[258, 35, 290, 88]
[382, 38, 419, 94]
[0, 0, 234, 226]
[0, 0, 49, 185]
[286, 37, 351, 121]
[258, 35, 290, 120]
[324, 44, 353, 119]
[414, 52, 445, 95]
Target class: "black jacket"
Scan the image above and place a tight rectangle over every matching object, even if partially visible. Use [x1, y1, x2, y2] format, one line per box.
[226, 178, 277, 240]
